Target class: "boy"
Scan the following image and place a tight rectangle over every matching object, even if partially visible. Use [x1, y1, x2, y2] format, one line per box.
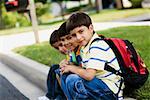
[59, 12, 124, 100]
[38, 29, 66, 100]
[38, 22, 81, 100]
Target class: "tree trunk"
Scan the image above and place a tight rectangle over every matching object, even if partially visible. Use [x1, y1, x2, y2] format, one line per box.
[116, 0, 123, 9]
[0, 0, 4, 29]
[88, 0, 92, 6]
[58, 1, 65, 21]
[95, 0, 103, 13]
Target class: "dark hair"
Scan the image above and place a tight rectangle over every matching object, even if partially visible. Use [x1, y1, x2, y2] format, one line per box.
[66, 12, 92, 33]
[49, 22, 69, 46]
[49, 30, 60, 46]
[58, 22, 69, 37]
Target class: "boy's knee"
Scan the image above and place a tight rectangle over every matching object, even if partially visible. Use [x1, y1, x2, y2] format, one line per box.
[66, 74, 81, 84]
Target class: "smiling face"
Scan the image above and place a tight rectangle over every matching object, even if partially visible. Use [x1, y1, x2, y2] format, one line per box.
[70, 25, 94, 47]
[52, 33, 79, 54]
[52, 41, 68, 54]
[60, 34, 79, 53]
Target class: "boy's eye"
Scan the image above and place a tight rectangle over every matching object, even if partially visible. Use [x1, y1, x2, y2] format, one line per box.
[79, 30, 83, 34]
[71, 33, 76, 37]
[54, 47, 58, 49]
[58, 43, 63, 47]
[61, 38, 65, 41]
[66, 36, 71, 40]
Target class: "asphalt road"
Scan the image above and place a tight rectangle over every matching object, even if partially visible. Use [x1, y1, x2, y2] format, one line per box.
[0, 62, 45, 100]
[0, 74, 29, 100]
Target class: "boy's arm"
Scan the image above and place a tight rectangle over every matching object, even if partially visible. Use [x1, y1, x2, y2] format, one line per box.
[61, 64, 96, 81]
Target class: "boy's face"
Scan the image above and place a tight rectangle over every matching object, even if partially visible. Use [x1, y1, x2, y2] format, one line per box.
[68, 33, 79, 49]
[52, 41, 68, 54]
[60, 34, 79, 52]
[70, 25, 93, 46]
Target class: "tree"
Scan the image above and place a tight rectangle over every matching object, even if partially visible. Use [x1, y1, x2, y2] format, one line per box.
[35, 0, 47, 4]
[95, 0, 103, 13]
[88, 0, 94, 7]
[116, 0, 123, 9]
[0, 0, 4, 29]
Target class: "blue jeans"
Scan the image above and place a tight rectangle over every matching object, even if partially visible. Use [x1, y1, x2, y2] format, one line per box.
[55, 68, 72, 99]
[46, 64, 66, 100]
[60, 74, 117, 100]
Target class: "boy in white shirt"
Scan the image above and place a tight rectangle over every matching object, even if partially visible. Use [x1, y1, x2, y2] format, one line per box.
[59, 12, 124, 100]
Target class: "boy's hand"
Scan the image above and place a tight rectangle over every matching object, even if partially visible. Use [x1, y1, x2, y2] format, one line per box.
[59, 59, 68, 68]
[61, 64, 78, 74]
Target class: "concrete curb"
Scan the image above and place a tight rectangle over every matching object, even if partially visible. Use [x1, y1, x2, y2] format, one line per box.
[0, 51, 137, 100]
[0, 51, 49, 91]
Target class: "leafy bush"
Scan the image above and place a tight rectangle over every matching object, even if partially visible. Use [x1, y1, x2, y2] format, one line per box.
[3, 12, 31, 28]
[16, 14, 31, 27]
[129, 0, 143, 8]
[0, 2, 30, 29]
[36, 3, 50, 17]
[1, 4, 31, 29]
[3, 12, 17, 28]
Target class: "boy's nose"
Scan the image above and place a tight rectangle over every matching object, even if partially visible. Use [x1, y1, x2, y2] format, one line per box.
[76, 33, 81, 40]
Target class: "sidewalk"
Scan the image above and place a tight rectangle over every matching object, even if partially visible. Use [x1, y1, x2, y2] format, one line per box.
[0, 21, 150, 52]
[0, 18, 150, 99]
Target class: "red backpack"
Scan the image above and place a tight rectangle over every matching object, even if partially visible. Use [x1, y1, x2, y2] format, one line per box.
[92, 36, 149, 89]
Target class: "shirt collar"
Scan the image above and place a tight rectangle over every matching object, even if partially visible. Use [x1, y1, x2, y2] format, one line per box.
[82, 33, 99, 53]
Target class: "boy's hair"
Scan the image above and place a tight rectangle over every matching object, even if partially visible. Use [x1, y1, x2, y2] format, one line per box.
[66, 12, 92, 33]
[58, 22, 69, 37]
[49, 22, 69, 46]
[49, 30, 60, 46]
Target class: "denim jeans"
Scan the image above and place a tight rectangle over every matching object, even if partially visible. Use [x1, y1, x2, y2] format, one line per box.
[55, 68, 72, 99]
[46, 64, 66, 100]
[60, 74, 117, 100]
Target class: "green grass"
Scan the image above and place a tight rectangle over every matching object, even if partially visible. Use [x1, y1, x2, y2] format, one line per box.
[1, 8, 150, 36]
[90, 8, 150, 22]
[13, 42, 65, 66]
[13, 26, 150, 99]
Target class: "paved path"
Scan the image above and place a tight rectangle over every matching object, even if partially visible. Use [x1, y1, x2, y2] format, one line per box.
[0, 22, 150, 52]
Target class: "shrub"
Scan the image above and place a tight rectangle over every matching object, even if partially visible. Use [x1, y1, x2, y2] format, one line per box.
[1, 3, 30, 29]
[36, 3, 50, 17]
[129, 0, 143, 8]
[3, 12, 30, 28]
[16, 14, 31, 27]
[3, 12, 18, 28]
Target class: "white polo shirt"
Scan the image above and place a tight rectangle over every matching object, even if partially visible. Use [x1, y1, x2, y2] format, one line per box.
[81, 33, 124, 99]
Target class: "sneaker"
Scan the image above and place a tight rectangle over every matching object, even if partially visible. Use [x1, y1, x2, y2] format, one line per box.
[38, 96, 50, 100]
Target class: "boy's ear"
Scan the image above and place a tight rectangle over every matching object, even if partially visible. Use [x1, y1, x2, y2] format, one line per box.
[89, 24, 94, 31]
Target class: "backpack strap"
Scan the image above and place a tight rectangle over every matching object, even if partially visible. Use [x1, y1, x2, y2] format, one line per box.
[90, 35, 105, 46]
[91, 36, 124, 96]
[104, 63, 122, 76]
[116, 77, 124, 97]
[90, 35, 125, 76]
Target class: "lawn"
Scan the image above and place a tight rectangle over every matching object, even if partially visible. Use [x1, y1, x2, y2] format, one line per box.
[90, 8, 150, 22]
[1, 8, 150, 36]
[13, 26, 150, 99]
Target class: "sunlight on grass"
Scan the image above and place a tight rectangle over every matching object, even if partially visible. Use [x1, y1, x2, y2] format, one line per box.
[90, 8, 150, 22]
[13, 42, 65, 66]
